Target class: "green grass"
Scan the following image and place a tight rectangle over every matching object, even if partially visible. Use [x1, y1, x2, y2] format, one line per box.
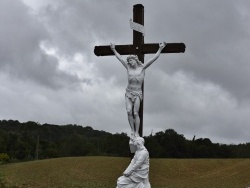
[0, 157, 250, 188]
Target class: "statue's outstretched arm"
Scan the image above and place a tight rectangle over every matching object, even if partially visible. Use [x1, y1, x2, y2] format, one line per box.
[110, 43, 128, 69]
[144, 42, 166, 69]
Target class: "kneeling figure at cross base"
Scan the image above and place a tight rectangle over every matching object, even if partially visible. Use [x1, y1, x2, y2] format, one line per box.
[116, 136, 151, 188]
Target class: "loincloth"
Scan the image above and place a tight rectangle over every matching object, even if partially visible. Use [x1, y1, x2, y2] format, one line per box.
[125, 88, 142, 102]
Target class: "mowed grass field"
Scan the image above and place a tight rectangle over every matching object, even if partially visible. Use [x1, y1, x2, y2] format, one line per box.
[0, 157, 250, 188]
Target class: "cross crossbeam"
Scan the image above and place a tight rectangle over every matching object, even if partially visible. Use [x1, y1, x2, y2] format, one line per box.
[94, 43, 185, 56]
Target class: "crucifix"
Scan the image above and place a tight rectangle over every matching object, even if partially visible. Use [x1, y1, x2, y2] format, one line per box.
[94, 4, 185, 137]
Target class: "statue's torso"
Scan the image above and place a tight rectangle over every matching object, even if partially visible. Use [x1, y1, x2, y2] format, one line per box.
[134, 149, 149, 166]
[127, 66, 145, 91]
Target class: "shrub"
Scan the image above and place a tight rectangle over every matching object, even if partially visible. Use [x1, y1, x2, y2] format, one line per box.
[0, 153, 10, 164]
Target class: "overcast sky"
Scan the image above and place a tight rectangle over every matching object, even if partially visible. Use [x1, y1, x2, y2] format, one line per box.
[1, 0, 250, 144]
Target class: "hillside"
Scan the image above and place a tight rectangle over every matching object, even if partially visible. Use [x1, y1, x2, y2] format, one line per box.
[0, 157, 250, 188]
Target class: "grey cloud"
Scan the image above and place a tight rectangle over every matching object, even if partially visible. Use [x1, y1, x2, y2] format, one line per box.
[142, 0, 250, 101]
[0, 0, 82, 89]
[38, 0, 130, 57]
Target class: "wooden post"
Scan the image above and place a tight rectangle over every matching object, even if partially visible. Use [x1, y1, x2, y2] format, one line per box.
[133, 4, 144, 137]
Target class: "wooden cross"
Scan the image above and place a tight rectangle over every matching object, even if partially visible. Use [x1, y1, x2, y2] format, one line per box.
[94, 4, 185, 137]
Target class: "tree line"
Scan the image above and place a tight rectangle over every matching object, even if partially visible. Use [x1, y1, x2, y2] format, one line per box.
[0, 120, 250, 161]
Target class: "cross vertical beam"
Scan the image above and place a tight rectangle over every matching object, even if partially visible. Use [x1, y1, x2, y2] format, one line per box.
[133, 4, 144, 137]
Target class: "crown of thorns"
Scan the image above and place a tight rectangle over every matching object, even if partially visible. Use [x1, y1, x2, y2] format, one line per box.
[127, 55, 139, 62]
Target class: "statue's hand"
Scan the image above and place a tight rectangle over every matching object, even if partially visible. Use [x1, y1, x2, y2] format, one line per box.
[110, 43, 115, 50]
[159, 42, 166, 49]
[123, 171, 132, 177]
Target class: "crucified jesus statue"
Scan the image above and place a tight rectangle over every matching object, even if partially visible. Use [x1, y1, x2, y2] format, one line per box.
[110, 42, 166, 138]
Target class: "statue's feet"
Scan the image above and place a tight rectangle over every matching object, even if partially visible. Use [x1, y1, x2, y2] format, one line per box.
[134, 132, 139, 137]
[131, 132, 135, 138]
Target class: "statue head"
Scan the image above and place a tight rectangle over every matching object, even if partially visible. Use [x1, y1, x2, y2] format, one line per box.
[127, 55, 143, 67]
[134, 136, 145, 148]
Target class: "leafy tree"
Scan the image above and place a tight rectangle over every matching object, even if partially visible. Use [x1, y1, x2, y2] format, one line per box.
[1, 119, 250, 160]
[154, 129, 189, 158]
[0, 130, 7, 153]
[145, 135, 165, 158]
[60, 134, 93, 157]
[105, 133, 130, 157]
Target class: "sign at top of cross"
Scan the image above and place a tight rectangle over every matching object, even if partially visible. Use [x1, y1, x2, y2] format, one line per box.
[94, 4, 186, 137]
[130, 19, 145, 36]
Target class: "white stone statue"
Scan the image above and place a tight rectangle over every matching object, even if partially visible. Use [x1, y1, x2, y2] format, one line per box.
[116, 136, 151, 188]
[110, 42, 166, 137]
